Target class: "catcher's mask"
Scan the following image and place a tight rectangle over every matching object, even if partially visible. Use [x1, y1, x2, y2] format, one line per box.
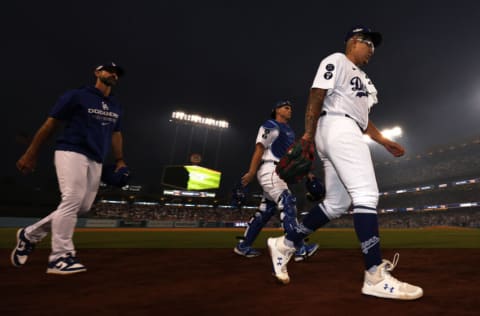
[270, 100, 293, 119]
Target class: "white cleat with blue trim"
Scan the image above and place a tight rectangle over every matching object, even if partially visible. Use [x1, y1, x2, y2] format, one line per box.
[267, 236, 295, 284]
[362, 253, 423, 300]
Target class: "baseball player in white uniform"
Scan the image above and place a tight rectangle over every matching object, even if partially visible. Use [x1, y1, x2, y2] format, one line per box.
[267, 25, 423, 300]
[234, 101, 319, 261]
[12, 61, 127, 275]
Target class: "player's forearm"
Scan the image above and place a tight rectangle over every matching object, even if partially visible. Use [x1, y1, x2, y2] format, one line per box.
[24, 117, 58, 157]
[365, 121, 387, 145]
[303, 88, 326, 141]
[111, 132, 124, 162]
[248, 144, 264, 174]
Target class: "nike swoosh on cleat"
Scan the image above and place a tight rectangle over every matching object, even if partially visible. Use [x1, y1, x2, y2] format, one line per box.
[55, 262, 69, 270]
[17, 241, 26, 251]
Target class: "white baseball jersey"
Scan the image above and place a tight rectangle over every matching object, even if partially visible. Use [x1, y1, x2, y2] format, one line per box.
[312, 52, 378, 130]
[312, 52, 380, 218]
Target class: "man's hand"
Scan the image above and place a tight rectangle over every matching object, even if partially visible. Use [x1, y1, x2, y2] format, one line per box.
[16, 153, 37, 174]
[16, 117, 59, 175]
[241, 171, 255, 187]
[365, 121, 405, 157]
[383, 140, 405, 157]
[115, 159, 127, 171]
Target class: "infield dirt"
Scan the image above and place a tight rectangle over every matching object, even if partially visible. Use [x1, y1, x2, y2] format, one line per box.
[0, 248, 478, 315]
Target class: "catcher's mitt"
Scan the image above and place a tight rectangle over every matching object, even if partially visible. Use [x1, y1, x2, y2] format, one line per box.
[276, 139, 315, 183]
[101, 164, 131, 188]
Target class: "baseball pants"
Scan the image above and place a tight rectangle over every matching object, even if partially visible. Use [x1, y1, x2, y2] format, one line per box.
[315, 115, 379, 218]
[256, 161, 289, 203]
[24, 150, 102, 262]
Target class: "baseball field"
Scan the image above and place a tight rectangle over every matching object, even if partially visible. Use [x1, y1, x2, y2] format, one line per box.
[0, 227, 479, 315]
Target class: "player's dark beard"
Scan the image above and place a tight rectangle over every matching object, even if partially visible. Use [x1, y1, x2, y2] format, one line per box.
[100, 76, 118, 87]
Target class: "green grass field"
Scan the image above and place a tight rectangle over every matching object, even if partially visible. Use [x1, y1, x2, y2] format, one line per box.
[0, 227, 478, 249]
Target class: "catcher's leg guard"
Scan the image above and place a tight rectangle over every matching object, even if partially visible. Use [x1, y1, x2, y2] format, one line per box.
[240, 198, 276, 246]
[287, 203, 330, 245]
[278, 190, 301, 241]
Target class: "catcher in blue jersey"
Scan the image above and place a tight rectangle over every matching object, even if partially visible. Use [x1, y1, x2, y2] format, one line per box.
[234, 100, 319, 262]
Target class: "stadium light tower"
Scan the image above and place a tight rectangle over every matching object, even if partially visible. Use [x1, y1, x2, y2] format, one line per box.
[364, 126, 403, 143]
[170, 111, 229, 129]
[169, 111, 230, 168]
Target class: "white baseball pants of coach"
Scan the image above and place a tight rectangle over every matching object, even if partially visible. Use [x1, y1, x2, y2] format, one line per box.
[24, 150, 102, 262]
[315, 115, 379, 218]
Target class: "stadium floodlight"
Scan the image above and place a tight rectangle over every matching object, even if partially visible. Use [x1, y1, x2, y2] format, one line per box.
[382, 126, 402, 139]
[364, 126, 403, 143]
[170, 111, 229, 129]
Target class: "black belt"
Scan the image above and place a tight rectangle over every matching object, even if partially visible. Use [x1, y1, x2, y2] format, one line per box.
[260, 160, 278, 165]
[320, 111, 365, 132]
[320, 110, 353, 119]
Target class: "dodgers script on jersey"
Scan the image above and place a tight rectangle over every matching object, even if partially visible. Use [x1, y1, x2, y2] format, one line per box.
[256, 120, 295, 161]
[312, 52, 378, 130]
[49, 86, 123, 163]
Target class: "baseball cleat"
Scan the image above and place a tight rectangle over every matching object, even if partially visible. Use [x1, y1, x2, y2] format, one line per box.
[361, 253, 423, 300]
[46, 253, 87, 275]
[11, 228, 36, 267]
[294, 242, 320, 262]
[267, 236, 295, 284]
[234, 243, 261, 258]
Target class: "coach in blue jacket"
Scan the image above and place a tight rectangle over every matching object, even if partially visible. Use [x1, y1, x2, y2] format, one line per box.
[12, 61, 128, 275]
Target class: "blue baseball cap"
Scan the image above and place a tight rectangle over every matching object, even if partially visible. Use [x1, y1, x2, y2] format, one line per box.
[344, 25, 382, 47]
[270, 100, 293, 119]
[95, 61, 125, 76]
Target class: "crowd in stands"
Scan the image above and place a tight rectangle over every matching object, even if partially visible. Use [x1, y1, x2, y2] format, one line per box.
[324, 208, 480, 229]
[88, 137, 480, 229]
[90, 201, 480, 228]
[378, 182, 480, 210]
[91, 202, 269, 224]
[375, 139, 480, 190]
[8, 136, 474, 229]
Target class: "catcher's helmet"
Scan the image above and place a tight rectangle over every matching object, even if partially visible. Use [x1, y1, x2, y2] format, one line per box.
[101, 164, 131, 188]
[305, 176, 325, 201]
[270, 100, 293, 119]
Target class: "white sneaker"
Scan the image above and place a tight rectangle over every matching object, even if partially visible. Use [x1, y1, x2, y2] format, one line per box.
[362, 253, 423, 300]
[46, 253, 87, 275]
[267, 236, 295, 284]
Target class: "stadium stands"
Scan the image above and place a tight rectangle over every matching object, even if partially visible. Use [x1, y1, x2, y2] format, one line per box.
[2, 136, 480, 228]
[375, 138, 480, 190]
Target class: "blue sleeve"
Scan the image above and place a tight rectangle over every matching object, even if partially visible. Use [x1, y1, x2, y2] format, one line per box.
[49, 90, 76, 120]
[261, 120, 279, 129]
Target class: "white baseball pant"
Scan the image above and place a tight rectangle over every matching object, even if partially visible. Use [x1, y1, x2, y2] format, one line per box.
[256, 161, 289, 203]
[315, 115, 379, 219]
[25, 150, 102, 261]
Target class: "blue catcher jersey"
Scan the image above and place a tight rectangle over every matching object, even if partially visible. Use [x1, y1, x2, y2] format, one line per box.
[255, 119, 295, 161]
[49, 86, 123, 163]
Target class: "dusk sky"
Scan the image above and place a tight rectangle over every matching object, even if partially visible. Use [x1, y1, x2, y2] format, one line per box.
[3, 1, 480, 195]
